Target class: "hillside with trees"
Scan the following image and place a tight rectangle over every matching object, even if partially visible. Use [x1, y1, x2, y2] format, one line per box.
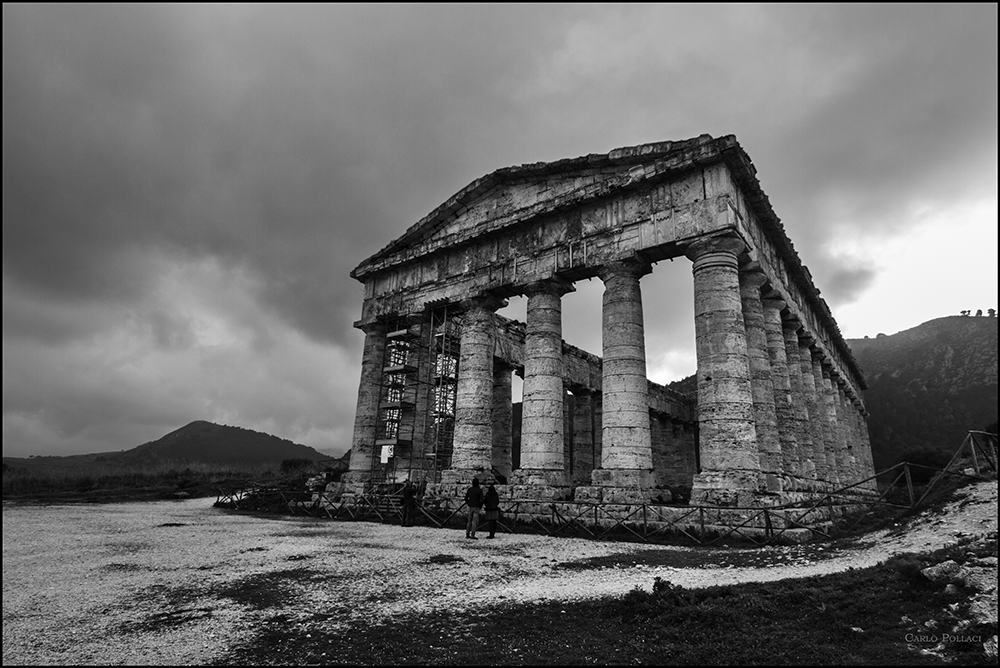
[848, 315, 998, 473]
[666, 314, 997, 477]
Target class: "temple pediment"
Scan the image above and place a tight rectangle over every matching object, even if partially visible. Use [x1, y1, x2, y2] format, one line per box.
[352, 134, 759, 280]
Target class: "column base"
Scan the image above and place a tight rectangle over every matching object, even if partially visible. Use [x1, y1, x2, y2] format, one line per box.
[690, 469, 762, 506]
[439, 467, 496, 486]
[574, 469, 666, 504]
[507, 469, 571, 500]
[508, 468, 568, 487]
[762, 472, 784, 492]
[340, 471, 371, 495]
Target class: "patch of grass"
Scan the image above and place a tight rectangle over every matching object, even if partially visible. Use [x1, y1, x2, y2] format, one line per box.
[214, 568, 320, 609]
[427, 554, 465, 565]
[214, 554, 994, 666]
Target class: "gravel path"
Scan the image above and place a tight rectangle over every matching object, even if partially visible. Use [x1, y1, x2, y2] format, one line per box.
[3, 480, 996, 665]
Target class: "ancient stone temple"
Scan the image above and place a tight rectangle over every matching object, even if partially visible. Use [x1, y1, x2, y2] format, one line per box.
[345, 135, 875, 509]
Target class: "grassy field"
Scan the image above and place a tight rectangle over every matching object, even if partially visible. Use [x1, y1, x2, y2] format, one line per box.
[211, 534, 997, 666]
[1, 459, 285, 502]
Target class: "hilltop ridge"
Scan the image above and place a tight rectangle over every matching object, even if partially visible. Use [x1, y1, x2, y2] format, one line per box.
[123, 420, 329, 465]
[3, 420, 332, 471]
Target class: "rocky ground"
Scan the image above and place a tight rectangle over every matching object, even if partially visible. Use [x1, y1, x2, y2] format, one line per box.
[2, 480, 996, 665]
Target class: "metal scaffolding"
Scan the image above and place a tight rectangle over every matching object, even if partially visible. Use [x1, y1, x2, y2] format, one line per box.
[365, 305, 461, 491]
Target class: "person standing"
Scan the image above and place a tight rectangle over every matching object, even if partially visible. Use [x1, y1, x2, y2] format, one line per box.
[464, 477, 484, 539]
[401, 480, 416, 527]
[483, 483, 501, 539]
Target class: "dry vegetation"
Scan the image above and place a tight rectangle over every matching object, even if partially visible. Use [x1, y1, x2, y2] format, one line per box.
[1, 459, 281, 502]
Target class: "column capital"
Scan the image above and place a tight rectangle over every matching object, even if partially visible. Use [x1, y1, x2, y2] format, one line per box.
[761, 294, 787, 312]
[460, 292, 507, 313]
[738, 263, 769, 293]
[598, 258, 651, 282]
[684, 233, 748, 265]
[523, 277, 575, 298]
[355, 320, 387, 335]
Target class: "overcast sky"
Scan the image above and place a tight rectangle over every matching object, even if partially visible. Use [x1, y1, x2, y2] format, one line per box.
[3, 4, 997, 458]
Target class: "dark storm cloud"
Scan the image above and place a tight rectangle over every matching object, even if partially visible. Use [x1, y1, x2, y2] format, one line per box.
[3, 5, 996, 456]
[3, 4, 580, 347]
[755, 5, 998, 258]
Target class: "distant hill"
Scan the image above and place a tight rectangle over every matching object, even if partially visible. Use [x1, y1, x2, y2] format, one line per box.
[3, 421, 333, 473]
[848, 315, 998, 472]
[119, 421, 330, 466]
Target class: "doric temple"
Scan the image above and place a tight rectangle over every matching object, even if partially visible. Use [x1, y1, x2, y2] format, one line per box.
[345, 134, 875, 508]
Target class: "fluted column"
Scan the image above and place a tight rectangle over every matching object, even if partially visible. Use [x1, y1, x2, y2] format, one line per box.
[854, 399, 877, 490]
[592, 259, 655, 492]
[819, 363, 841, 485]
[834, 379, 855, 484]
[571, 389, 596, 486]
[740, 264, 782, 491]
[515, 279, 573, 486]
[345, 322, 386, 486]
[782, 316, 814, 486]
[809, 348, 835, 484]
[798, 333, 826, 483]
[492, 363, 513, 480]
[762, 294, 800, 488]
[447, 294, 505, 483]
[687, 236, 760, 501]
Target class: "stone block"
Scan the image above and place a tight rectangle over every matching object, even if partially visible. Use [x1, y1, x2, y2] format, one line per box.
[573, 486, 603, 503]
[603, 488, 656, 505]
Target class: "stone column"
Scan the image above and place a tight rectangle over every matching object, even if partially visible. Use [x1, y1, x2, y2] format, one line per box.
[687, 236, 760, 503]
[593, 392, 603, 473]
[858, 406, 877, 490]
[345, 321, 386, 488]
[835, 379, 855, 484]
[762, 294, 800, 489]
[571, 388, 596, 486]
[445, 294, 504, 484]
[514, 279, 573, 488]
[820, 363, 842, 485]
[782, 316, 813, 487]
[810, 348, 835, 485]
[587, 259, 656, 501]
[740, 264, 782, 492]
[798, 332, 827, 484]
[491, 363, 513, 481]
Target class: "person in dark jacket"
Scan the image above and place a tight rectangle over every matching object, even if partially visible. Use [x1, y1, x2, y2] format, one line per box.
[401, 480, 416, 527]
[464, 477, 484, 539]
[483, 483, 501, 539]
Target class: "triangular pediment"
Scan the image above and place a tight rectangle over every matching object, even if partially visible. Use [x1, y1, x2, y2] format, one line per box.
[352, 134, 757, 279]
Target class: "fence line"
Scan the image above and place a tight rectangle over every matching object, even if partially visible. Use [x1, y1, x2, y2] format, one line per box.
[216, 431, 997, 546]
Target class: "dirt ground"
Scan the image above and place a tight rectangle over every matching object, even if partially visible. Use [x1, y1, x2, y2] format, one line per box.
[2, 481, 996, 665]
